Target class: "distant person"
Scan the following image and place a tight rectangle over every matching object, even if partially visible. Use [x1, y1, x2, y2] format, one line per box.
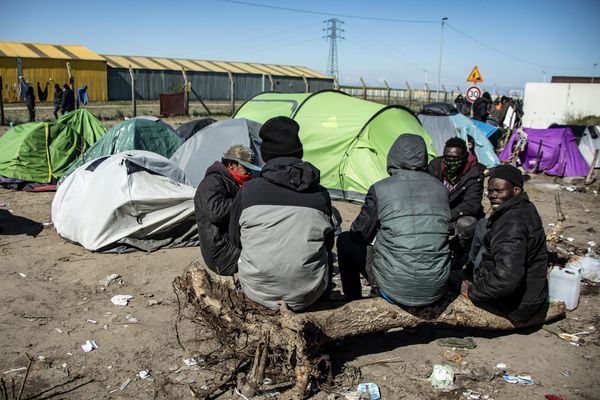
[454, 94, 470, 116]
[25, 82, 36, 122]
[462, 165, 548, 321]
[229, 116, 334, 310]
[52, 84, 63, 120]
[337, 134, 451, 305]
[472, 92, 491, 122]
[194, 144, 261, 276]
[61, 84, 75, 115]
[76, 84, 89, 109]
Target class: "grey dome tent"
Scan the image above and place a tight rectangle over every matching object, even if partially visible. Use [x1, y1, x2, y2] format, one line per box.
[176, 118, 218, 141]
[170, 118, 263, 187]
[52, 151, 197, 253]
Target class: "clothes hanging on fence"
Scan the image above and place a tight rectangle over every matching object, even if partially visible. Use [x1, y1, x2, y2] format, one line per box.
[37, 82, 49, 101]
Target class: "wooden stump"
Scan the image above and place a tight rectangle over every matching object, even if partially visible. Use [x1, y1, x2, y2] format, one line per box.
[175, 263, 565, 399]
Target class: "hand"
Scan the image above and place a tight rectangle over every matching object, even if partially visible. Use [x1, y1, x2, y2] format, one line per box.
[460, 280, 472, 301]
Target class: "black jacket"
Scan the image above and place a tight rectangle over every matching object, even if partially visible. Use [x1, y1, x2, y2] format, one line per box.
[25, 85, 35, 109]
[428, 157, 485, 222]
[468, 193, 549, 322]
[194, 162, 240, 274]
[53, 88, 63, 107]
[472, 97, 489, 122]
[61, 87, 75, 112]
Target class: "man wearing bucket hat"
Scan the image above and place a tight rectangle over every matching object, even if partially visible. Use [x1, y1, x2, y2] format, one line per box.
[461, 164, 548, 321]
[229, 116, 334, 311]
[194, 144, 261, 276]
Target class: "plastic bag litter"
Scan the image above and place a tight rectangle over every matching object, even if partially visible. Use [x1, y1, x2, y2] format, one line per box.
[571, 256, 600, 282]
[81, 339, 98, 352]
[357, 382, 381, 399]
[430, 364, 455, 389]
[111, 295, 133, 306]
[502, 373, 535, 385]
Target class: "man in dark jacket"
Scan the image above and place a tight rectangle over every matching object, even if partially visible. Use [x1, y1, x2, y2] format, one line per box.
[61, 84, 75, 114]
[337, 134, 451, 306]
[428, 137, 485, 250]
[24, 81, 35, 122]
[52, 84, 63, 120]
[461, 165, 548, 322]
[194, 144, 261, 276]
[229, 116, 334, 311]
[472, 91, 491, 122]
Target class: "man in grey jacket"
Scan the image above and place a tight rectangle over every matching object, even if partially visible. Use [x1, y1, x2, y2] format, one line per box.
[337, 134, 451, 306]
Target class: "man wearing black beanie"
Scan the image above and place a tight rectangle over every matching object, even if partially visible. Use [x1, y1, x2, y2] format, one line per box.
[228, 116, 334, 311]
[461, 164, 548, 322]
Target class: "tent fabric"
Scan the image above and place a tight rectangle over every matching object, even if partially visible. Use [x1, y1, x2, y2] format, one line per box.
[131, 116, 178, 135]
[498, 128, 591, 177]
[52, 150, 197, 252]
[175, 118, 217, 141]
[234, 90, 435, 201]
[420, 102, 458, 116]
[160, 92, 185, 116]
[471, 118, 500, 139]
[417, 111, 500, 168]
[0, 109, 106, 183]
[61, 118, 183, 182]
[549, 124, 600, 168]
[170, 118, 263, 187]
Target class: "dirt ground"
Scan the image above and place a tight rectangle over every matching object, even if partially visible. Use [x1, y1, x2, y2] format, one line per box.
[1, 116, 600, 399]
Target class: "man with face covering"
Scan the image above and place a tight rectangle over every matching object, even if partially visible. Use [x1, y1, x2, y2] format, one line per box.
[337, 134, 451, 306]
[461, 165, 548, 321]
[428, 137, 485, 259]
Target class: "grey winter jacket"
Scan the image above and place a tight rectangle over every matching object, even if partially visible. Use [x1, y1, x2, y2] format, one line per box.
[350, 134, 451, 306]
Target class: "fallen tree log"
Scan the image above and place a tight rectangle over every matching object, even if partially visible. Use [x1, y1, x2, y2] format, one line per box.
[175, 263, 565, 399]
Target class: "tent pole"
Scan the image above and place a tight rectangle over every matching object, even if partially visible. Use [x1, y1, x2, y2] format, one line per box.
[66, 62, 74, 90]
[0, 76, 4, 125]
[302, 75, 309, 93]
[585, 149, 599, 185]
[360, 77, 367, 100]
[128, 65, 136, 117]
[227, 72, 235, 116]
[384, 80, 391, 105]
[533, 140, 543, 173]
[268, 74, 274, 91]
[181, 68, 189, 116]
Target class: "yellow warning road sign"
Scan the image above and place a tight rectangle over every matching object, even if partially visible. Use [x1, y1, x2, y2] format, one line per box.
[466, 66, 484, 83]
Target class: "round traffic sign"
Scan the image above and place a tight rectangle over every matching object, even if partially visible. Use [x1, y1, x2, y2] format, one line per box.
[466, 85, 482, 103]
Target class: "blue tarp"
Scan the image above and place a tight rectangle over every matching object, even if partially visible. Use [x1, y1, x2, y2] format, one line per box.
[471, 119, 499, 138]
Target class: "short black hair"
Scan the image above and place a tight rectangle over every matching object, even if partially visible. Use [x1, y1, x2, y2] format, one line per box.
[444, 137, 468, 153]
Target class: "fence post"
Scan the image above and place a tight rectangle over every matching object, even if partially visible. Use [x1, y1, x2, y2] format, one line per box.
[66, 62, 74, 90]
[181, 68, 189, 116]
[424, 83, 430, 103]
[442, 85, 447, 102]
[0, 76, 4, 125]
[268, 74, 274, 91]
[302, 75, 309, 93]
[405, 81, 412, 109]
[360, 77, 367, 100]
[128, 65, 136, 117]
[227, 72, 235, 116]
[384, 80, 391, 105]
[333, 76, 339, 91]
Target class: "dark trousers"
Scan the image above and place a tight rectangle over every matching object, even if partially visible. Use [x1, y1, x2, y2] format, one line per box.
[336, 232, 374, 300]
[53, 105, 60, 120]
[27, 107, 35, 122]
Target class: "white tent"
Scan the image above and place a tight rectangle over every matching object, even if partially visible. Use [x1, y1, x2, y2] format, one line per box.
[170, 118, 262, 187]
[578, 126, 600, 168]
[52, 151, 198, 252]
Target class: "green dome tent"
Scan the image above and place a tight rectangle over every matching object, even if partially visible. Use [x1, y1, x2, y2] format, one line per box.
[61, 118, 183, 182]
[0, 109, 106, 183]
[234, 90, 436, 201]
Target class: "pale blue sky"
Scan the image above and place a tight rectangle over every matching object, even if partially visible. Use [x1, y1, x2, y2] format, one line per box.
[1, 0, 599, 94]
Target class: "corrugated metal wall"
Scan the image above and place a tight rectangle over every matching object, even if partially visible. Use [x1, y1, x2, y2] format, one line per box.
[107, 67, 334, 101]
[0, 57, 19, 102]
[21, 58, 107, 102]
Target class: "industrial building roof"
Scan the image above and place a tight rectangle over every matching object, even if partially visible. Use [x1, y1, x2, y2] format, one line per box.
[102, 54, 330, 79]
[0, 41, 105, 61]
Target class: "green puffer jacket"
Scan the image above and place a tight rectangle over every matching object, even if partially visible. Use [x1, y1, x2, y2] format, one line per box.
[350, 134, 451, 306]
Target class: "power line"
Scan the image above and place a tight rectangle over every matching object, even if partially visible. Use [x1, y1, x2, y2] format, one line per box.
[324, 18, 344, 79]
[217, 0, 437, 23]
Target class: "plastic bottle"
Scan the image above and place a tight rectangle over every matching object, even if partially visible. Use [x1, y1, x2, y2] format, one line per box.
[548, 264, 581, 310]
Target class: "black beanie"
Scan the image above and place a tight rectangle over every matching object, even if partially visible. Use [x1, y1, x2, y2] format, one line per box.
[259, 116, 303, 162]
[490, 164, 524, 188]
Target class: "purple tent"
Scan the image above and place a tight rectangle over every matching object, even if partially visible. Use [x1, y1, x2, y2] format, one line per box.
[499, 128, 590, 177]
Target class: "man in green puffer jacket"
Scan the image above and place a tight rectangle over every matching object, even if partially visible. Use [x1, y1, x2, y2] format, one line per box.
[337, 134, 451, 306]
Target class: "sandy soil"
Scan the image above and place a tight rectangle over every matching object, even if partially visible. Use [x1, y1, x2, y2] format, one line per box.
[1, 118, 600, 399]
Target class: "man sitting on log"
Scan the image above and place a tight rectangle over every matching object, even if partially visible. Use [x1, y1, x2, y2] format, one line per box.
[194, 144, 262, 276]
[229, 116, 335, 311]
[427, 137, 486, 265]
[337, 134, 451, 305]
[461, 165, 549, 322]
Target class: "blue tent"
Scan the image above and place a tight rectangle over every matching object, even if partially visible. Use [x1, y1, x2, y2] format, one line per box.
[470, 119, 499, 138]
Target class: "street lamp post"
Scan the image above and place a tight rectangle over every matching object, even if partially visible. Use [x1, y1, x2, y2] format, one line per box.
[436, 17, 448, 101]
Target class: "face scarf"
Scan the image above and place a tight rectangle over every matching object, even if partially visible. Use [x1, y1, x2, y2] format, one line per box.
[229, 168, 252, 187]
[444, 156, 466, 185]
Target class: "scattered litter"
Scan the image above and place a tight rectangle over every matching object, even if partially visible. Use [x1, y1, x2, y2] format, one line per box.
[81, 339, 98, 352]
[429, 364, 455, 389]
[111, 295, 133, 306]
[356, 382, 381, 399]
[567, 237, 574, 242]
[34, 355, 46, 362]
[502, 373, 535, 385]
[437, 336, 476, 349]
[99, 273, 121, 287]
[183, 355, 205, 366]
[262, 378, 273, 385]
[263, 390, 280, 398]
[107, 365, 112, 369]
[560, 370, 572, 377]
[495, 363, 507, 369]
[545, 395, 569, 400]
[138, 370, 153, 381]
[55, 328, 64, 335]
[87, 319, 97, 324]
[148, 299, 161, 306]
[3, 367, 27, 375]
[441, 349, 465, 364]
[562, 185, 577, 192]
[462, 390, 482, 399]
[18, 273, 27, 278]
[42, 222, 52, 226]
[119, 378, 132, 391]
[572, 256, 600, 282]
[62, 363, 69, 375]
[460, 367, 496, 382]
[66, 352, 72, 356]
[341, 392, 361, 400]
[125, 314, 138, 323]
[548, 223, 555, 227]
[588, 241, 597, 247]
